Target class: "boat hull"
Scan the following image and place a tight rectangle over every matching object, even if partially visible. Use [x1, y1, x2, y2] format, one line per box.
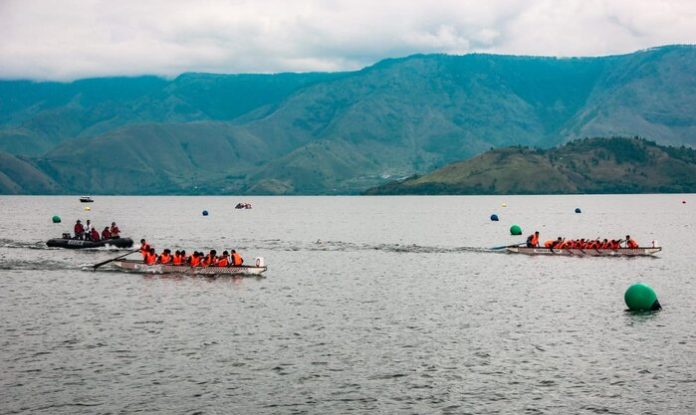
[506, 247, 661, 256]
[46, 237, 134, 249]
[112, 259, 267, 276]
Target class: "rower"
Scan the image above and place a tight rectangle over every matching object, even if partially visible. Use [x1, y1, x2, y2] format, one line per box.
[526, 231, 540, 248]
[101, 227, 111, 240]
[74, 220, 85, 240]
[145, 248, 157, 265]
[217, 251, 230, 267]
[158, 249, 172, 264]
[202, 250, 218, 267]
[189, 252, 201, 267]
[625, 235, 639, 249]
[140, 239, 151, 258]
[231, 249, 244, 266]
[110, 222, 120, 239]
[172, 250, 183, 265]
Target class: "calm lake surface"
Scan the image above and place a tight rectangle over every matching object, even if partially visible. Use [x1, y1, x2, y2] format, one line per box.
[1, 195, 694, 414]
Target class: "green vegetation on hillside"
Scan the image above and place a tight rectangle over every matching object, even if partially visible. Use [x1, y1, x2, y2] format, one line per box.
[364, 137, 696, 195]
[2, 45, 696, 194]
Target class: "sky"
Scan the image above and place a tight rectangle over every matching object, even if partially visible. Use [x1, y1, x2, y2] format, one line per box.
[1, 0, 695, 81]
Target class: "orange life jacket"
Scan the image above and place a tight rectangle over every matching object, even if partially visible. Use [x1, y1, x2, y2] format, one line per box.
[202, 255, 215, 267]
[530, 234, 539, 247]
[232, 253, 243, 266]
[544, 240, 554, 248]
[145, 252, 157, 265]
[217, 257, 229, 267]
[140, 243, 150, 257]
[173, 255, 182, 265]
[627, 239, 639, 249]
[190, 256, 200, 267]
[159, 253, 171, 264]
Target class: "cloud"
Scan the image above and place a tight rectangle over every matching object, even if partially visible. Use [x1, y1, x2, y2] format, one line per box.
[1, 0, 695, 80]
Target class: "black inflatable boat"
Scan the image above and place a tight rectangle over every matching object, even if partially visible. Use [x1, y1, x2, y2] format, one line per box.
[46, 237, 134, 249]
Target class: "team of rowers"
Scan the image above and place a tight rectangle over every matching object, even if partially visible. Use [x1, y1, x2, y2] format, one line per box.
[526, 232, 640, 249]
[139, 240, 245, 267]
[73, 219, 121, 241]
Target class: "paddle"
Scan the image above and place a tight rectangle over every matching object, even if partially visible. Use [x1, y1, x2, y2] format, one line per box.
[92, 248, 139, 270]
[491, 242, 526, 250]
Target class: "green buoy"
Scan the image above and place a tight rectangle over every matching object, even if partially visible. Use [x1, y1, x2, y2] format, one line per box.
[52, 215, 61, 223]
[510, 224, 522, 235]
[624, 283, 661, 311]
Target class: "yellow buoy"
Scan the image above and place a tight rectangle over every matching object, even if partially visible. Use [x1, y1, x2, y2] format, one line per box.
[501, 203, 507, 207]
[84, 206, 91, 211]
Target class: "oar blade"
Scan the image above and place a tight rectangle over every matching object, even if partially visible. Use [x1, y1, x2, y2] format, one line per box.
[92, 249, 139, 270]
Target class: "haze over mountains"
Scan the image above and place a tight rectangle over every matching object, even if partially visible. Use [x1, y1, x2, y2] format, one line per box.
[1, 45, 695, 194]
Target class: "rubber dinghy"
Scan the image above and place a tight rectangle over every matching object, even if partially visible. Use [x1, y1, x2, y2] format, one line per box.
[506, 246, 661, 257]
[111, 259, 267, 276]
[46, 237, 134, 249]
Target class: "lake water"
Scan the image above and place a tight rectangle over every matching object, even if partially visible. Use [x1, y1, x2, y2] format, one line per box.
[0, 195, 694, 414]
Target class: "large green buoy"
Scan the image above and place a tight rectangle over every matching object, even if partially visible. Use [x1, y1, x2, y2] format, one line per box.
[510, 224, 522, 235]
[624, 283, 661, 311]
[52, 215, 61, 223]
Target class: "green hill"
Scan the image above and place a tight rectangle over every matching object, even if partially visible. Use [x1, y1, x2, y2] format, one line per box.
[0, 152, 60, 194]
[2, 45, 696, 194]
[364, 137, 696, 194]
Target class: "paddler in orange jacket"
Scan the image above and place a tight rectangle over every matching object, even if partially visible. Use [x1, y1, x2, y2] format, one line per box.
[140, 239, 151, 258]
[201, 250, 217, 267]
[158, 249, 172, 264]
[231, 250, 244, 266]
[530, 231, 540, 247]
[625, 235, 639, 249]
[217, 251, 230, 267]
[172, 250, 183, 265]
[189, 252, 201, 267]
[144, 248, 157, 265]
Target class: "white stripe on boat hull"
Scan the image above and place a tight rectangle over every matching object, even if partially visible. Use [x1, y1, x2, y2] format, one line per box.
[112, 260, 267, 276]
[506, 247, 661, 256]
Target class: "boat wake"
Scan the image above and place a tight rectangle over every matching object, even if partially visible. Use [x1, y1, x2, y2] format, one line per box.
[0, 259, 87, 271]
[0, 238, 49, 250]
[231, 239, 502, 255]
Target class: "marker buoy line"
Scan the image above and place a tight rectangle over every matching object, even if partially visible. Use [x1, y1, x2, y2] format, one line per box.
[625, 283, 661, 311]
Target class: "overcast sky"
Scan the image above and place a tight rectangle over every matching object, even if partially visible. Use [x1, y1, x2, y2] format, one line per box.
[1, 0, 695, 80]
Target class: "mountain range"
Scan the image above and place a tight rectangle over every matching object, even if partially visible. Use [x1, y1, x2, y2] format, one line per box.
[1, 45, 695, 194]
